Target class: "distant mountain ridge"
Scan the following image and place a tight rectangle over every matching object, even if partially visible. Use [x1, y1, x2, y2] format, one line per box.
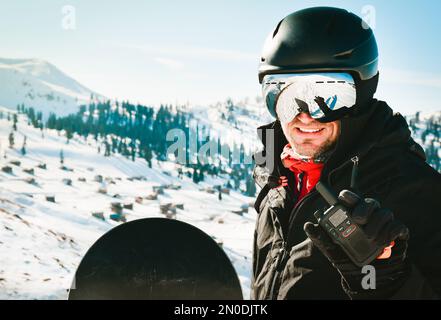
[0, 57, 101, 117]
[0, 57, 439, 171]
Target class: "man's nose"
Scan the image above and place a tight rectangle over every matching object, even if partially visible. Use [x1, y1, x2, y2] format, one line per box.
[295, 111, 315, 124]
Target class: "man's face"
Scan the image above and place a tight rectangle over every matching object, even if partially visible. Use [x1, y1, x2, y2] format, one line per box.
[280, 112, 341, 159]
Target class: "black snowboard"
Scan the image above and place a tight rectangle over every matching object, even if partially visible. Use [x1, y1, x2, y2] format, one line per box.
[68, 218, 243, 300]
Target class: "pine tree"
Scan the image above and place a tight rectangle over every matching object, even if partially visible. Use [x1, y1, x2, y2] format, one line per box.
[8, 132, 14, 148]
[47, 113, 57, 129]
[426, 140, 440, 172]
[143, 145, 153, 168]
[245, 175, 257, 197]
[12, 114, 18, 131]
[415, 111, 420, 124]
[104, 140, 111, 157]
[198, 168, 205, 182]
[192, 168, 199, 184]
[131, 146, 136, 162]
[60, 149, 64, 165]
[66, 129, 73, 143]
[21, 136, 27, 156]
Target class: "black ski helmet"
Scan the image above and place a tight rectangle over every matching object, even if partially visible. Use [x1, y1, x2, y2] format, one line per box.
[259, 7, 379, 119]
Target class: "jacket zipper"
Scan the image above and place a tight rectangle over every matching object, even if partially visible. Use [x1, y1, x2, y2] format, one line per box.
[267, 240, 288, 299]
[350, 156, 359, 189]
[268, 155, 361, 299]
[267, 175, 320, 299]
[267, 190, 319, 299]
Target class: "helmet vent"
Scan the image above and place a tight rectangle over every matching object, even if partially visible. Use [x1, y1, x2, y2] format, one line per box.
[334, 49, 354, 59]
[272, 19, 284, 38]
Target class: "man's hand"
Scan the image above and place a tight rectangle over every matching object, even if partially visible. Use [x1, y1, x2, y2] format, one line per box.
[304, 189, 411, 299]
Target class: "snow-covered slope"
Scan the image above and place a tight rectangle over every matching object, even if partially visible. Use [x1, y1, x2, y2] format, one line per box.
[187, 96, 273, 153]
[0, 58, 100, 117]
[0, 107, 255, 299]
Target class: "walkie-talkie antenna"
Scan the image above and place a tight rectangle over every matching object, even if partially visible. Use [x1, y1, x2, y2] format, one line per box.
[316, 182, 338, 206]
[350, 156, 359, 189]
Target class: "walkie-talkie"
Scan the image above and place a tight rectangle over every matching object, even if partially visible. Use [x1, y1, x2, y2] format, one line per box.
[314, 182, 384, 267]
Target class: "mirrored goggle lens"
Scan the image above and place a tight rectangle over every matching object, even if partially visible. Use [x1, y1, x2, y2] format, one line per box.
[262, 73, 356, 123]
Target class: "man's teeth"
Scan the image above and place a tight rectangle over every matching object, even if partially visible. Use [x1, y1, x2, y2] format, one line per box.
[298, 128, 322, 133]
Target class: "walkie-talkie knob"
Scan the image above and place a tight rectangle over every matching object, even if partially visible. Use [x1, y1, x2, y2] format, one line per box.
[314, 210, 323, 221]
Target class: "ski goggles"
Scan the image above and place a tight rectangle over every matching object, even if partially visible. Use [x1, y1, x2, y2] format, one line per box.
[262, 72, 357, 123]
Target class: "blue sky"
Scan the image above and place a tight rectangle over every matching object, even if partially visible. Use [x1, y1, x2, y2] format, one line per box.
[0, 0, 440, 114]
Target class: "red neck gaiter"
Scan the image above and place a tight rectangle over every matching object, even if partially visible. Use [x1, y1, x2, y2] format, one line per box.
[281, 144, 324, 202]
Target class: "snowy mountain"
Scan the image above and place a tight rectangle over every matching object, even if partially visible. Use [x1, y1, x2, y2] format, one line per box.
[0, 58, 439, 301]
[0, 107, 255, 299]
[0, 58, 100, 117]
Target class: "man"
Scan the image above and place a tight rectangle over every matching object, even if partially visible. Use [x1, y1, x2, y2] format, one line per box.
[251, 7, 441, 299]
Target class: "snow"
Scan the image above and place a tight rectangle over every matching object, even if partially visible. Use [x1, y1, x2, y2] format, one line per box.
[405, 110, 441, 159]
[0, 107, 256, 299]
[0, 58, 102, 118]
[188, 96, 272, 154]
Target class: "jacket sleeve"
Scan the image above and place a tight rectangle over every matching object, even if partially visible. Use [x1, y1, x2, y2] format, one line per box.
[390, 264, 439, 299]
[384, 163, 441, 299]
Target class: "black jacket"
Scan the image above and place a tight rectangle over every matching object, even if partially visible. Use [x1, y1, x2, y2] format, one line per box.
[251, 99, 441, 299]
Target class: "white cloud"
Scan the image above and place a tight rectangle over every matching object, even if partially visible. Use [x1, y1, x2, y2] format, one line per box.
[376, 68, 441, 114]
[154, 57, 184, 70]
[381, 68, 441, 89]
[108, 42, 257, 62]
